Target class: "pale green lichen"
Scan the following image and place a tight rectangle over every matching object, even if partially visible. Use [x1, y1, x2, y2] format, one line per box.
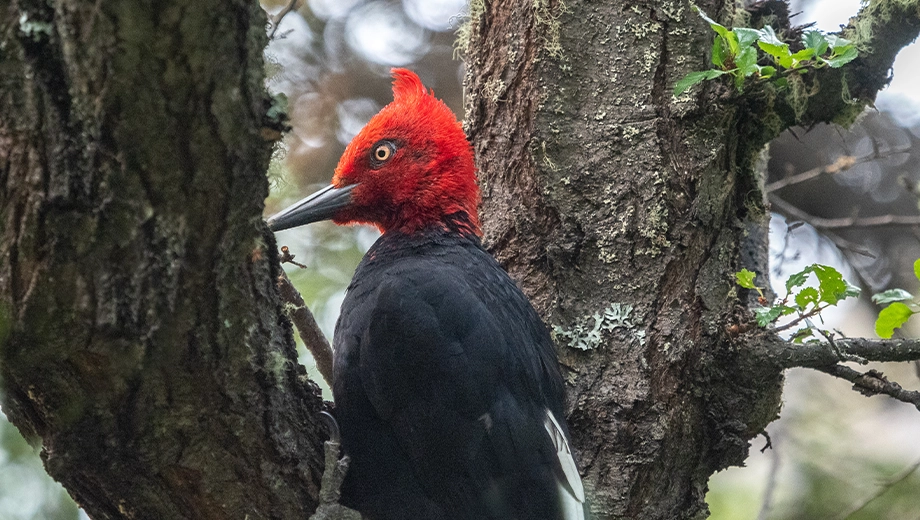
[533, 0, 567, 59]
[482, 78, 506, 103]
[453, 0, 485, 58]
[552, 303, 641, 350]
[18, 13, 52, 41]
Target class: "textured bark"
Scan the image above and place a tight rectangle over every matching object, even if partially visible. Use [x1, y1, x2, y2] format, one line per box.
[462, 0, 917, 518]
[0, 0, 325, 518]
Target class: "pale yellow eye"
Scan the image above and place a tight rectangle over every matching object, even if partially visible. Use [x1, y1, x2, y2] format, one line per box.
[374, 144, 391, 162]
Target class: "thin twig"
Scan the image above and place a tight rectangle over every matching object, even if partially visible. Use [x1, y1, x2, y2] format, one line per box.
[813, 326, 867, 365]
[816, 364, 920, 411]
[276, 269, 334, 387]
[835, 459, 920, 520]
[268, 0, 300, 40]
[770, 304, 830, 334]
[756, 430, 781, 520]
[765, 154, 858, 193]
[770, 194, 920, 230]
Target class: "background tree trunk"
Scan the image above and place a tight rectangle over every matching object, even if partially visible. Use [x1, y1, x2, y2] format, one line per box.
[1, 0, 326, 517]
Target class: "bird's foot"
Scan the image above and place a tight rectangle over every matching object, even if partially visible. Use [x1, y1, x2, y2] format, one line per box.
[309, 413, 362, 520]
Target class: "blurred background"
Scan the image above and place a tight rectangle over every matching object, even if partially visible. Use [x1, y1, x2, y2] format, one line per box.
[3, 0, 920, 518]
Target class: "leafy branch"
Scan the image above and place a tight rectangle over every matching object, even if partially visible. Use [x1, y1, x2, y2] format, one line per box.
[674, 7, 858, 96]
[735, 264, 860, 342]
[871, 259, 920, 338]
[738, 258, 920, 340]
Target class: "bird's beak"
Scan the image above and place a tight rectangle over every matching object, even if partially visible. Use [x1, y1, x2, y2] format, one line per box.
[267, 183, 358, 232]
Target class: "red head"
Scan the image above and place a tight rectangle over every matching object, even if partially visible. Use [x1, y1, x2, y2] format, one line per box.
[267, 69, 480, 236]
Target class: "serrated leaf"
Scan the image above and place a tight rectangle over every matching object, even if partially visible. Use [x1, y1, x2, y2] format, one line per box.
[754, 306, 783, 327]
[736, 269, 759, 289]
[791, 327, 815, 344]
[914, 259, 920, 282]
[843, 280, 861, 299]
[734, 28, 761, 48]
[826, 34, 852, 50]
[736, 46, 759, 76]
[802, 30, 828, 55]
[695, 8, 737, 54]
[795, 287, 820, 309]
[778, 305, 797, 316]
[785, 268, 812, 293]
[872, 288, 914, 304]
[875, 302, 915, 338]
[673, 69, 726, 96]
[712, 36, 726, 67]
[812, 264, 848, 305]
[758, 41, 791, 61]
[822, 46, 857, 68]
[758, 26, 784, 46]
[790, 48, 816, 62]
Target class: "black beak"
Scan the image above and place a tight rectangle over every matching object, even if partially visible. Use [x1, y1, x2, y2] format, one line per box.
[267, 184, 357, 232]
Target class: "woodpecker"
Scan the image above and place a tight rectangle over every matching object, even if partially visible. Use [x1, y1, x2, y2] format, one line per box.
[268, 69, 585, 520]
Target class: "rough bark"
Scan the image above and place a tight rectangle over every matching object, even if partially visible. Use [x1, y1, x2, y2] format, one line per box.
[462, 0, 920, 518]
[0, 0, 325, 518]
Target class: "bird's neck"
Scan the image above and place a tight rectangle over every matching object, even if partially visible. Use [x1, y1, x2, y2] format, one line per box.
[380, 209, 481, 237]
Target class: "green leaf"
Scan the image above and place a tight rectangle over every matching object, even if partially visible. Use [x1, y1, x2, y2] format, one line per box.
[795, 287, 820, 309]
[673, 69, 726, 96]
[872, 288, 915, 304]
[736, 269, 759, 289]
[759, 66, 776, 78]
[791, 327, 815, 344]
[785, 268, 812, 293]
[758, 26, 784, 46]
[759, 41, 791, 61]
[822, 46, 857, 68]
[826, 34, 852, 50]
[914, 259, 920, 282]
[790, 48, 816, 62]
[736, 46, 759, 76]
[734, 27, 761, 49]
[812, 264, 848, 305]
[754, 306, 783, 327]
[695, 8, 737, 54]
[712, 36, 726, 67]
[875, 302, 915, 338]
[843, 280, 862, 299]
[802, 30, 828, 55]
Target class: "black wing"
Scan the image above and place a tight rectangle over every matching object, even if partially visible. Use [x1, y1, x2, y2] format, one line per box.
[340, 255, 582, 519]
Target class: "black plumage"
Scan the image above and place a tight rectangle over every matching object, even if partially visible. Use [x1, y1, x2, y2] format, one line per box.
[333, 218, 582, 520]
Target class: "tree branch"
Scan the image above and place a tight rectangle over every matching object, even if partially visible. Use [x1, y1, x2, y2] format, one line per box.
[276, 269, 335, 387]
[751, 335, 920, 370]
[769, 194, 920, 230]
[816, 364, 920, 411]
[795, 0, 920, 126]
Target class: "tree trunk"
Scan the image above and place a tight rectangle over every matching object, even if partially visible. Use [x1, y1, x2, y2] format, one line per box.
[462, 0, 919, 518]
[1, 0, 325, 517]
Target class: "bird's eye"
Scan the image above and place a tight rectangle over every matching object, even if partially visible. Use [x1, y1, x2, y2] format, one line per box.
[370, 140, 397, 168]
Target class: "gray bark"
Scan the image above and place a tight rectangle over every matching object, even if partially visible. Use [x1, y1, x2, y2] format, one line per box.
[1, 0, 325, 517]
[462, 0, 920, 518]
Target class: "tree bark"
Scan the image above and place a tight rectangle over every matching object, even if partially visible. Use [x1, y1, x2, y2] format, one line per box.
[462, 0, 920, 518]
[1, 0, 325, 518]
